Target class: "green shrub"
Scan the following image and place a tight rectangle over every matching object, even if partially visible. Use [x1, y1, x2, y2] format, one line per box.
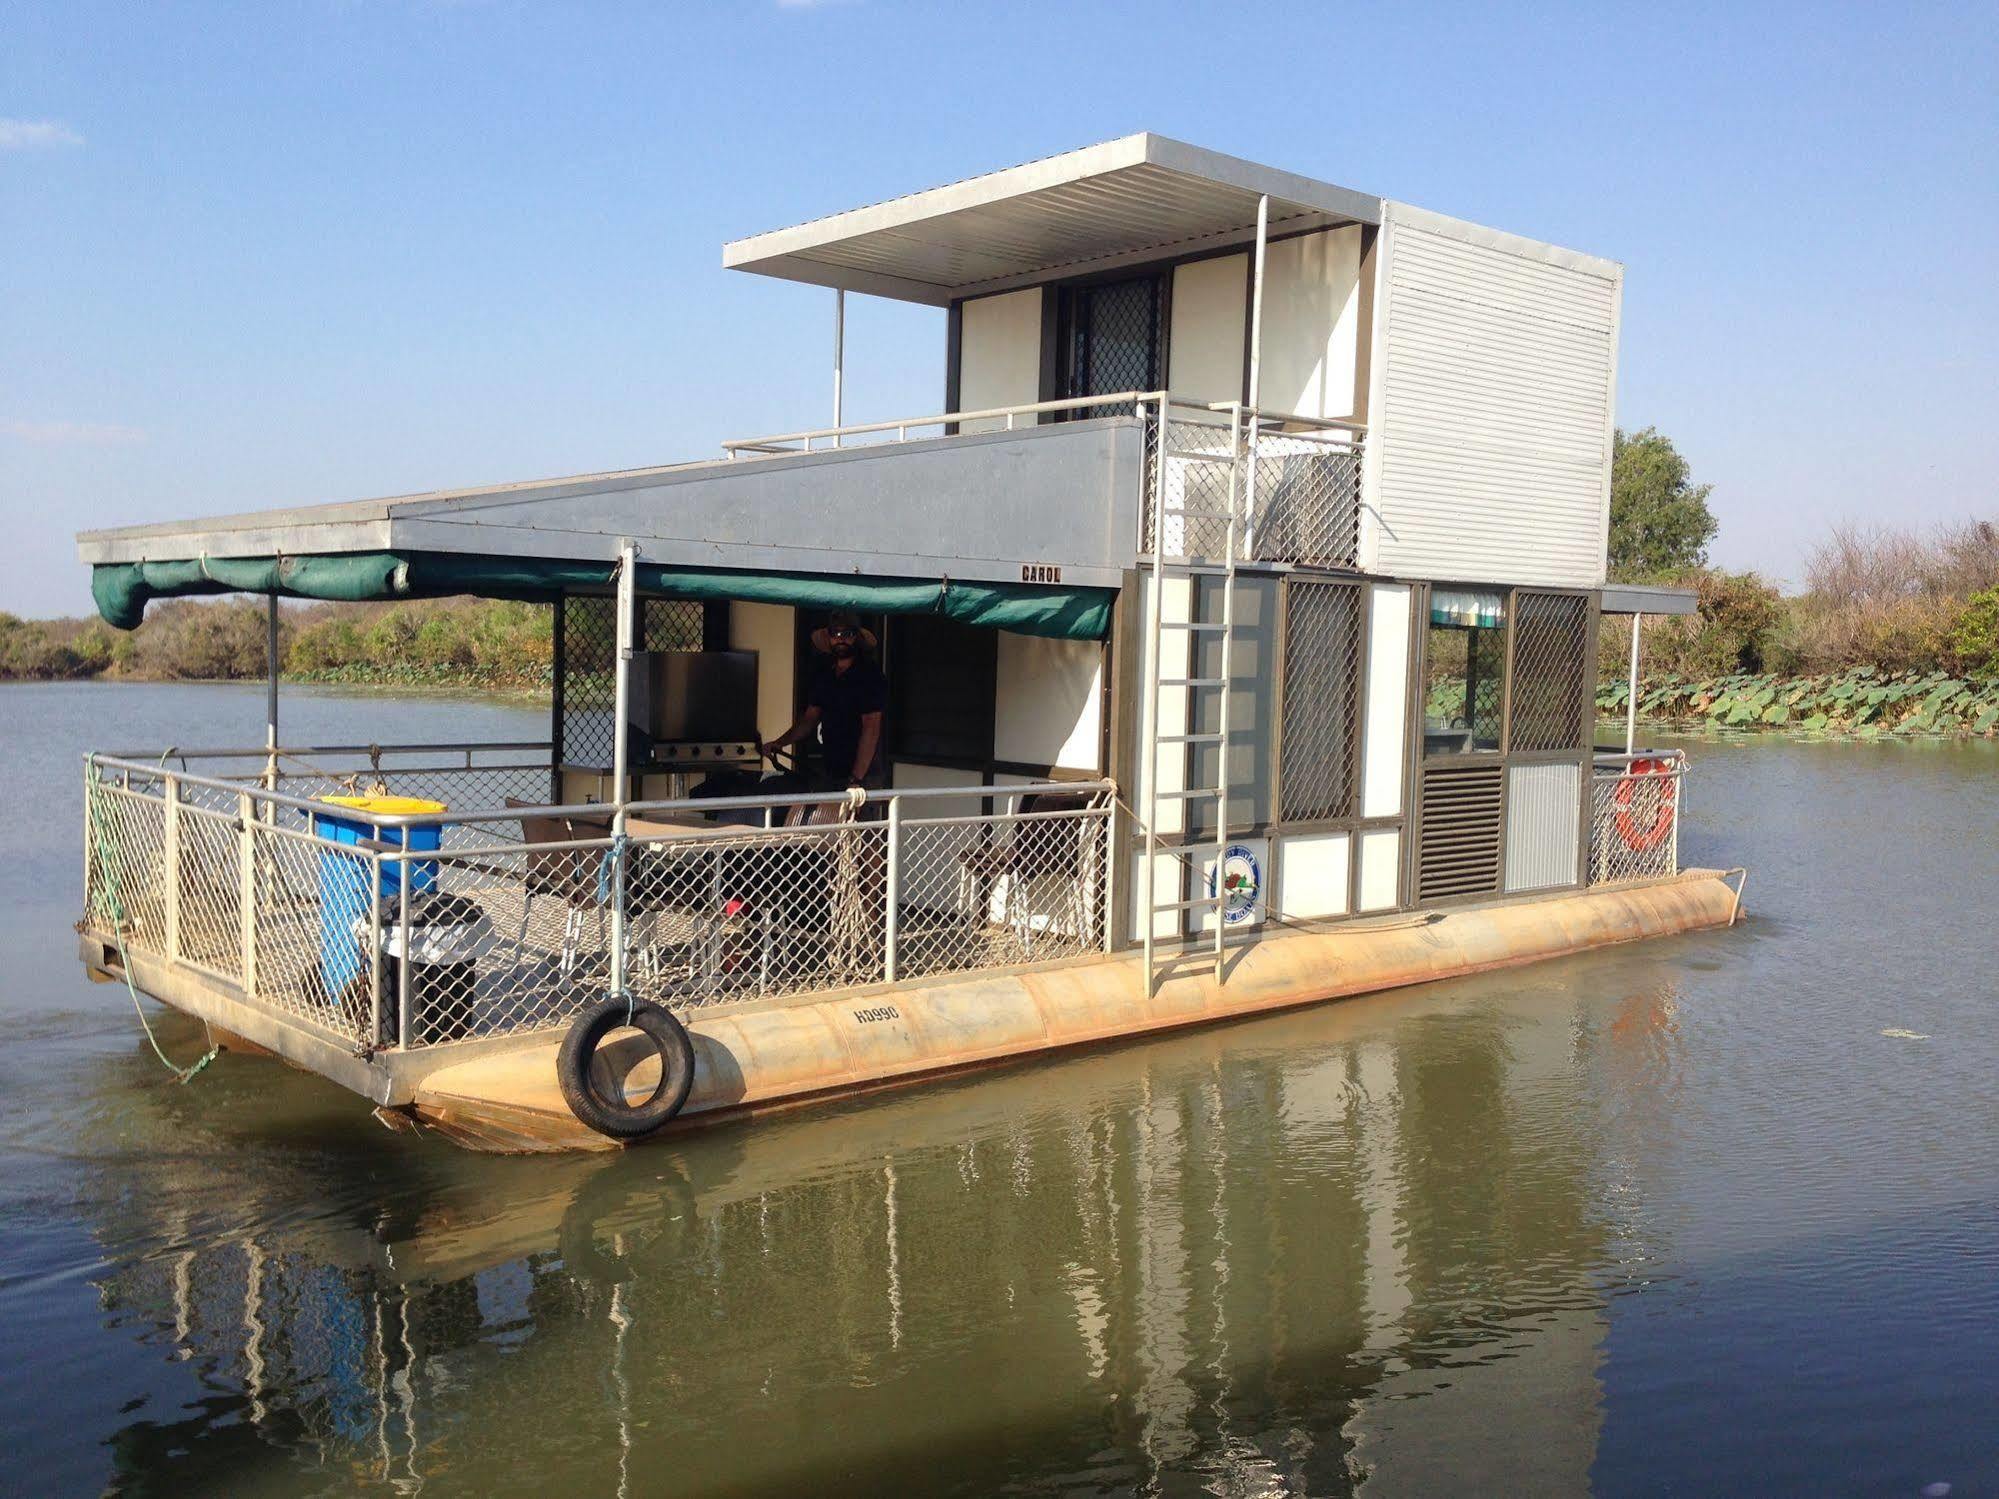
[1950, 586, 1999, 679]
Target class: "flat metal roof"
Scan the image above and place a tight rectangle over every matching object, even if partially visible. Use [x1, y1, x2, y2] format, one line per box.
[1601, 583, 1699, 616]
[722, 133, 1381, 306]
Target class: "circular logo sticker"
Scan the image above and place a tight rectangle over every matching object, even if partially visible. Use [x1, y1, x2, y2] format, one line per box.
[1207, 842, 1262, 926]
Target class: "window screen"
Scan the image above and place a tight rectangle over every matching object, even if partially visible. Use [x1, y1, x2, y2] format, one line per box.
[1507, 592, 1591, 753]
[1279, 580, 1365, 821]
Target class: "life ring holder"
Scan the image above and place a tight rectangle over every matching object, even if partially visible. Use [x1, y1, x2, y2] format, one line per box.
[1614, 757, 1678, 853]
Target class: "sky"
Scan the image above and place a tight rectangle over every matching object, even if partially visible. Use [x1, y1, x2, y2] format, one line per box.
[2, 0, 1994, 617]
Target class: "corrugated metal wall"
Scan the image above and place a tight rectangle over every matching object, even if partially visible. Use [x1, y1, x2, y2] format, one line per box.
[1364, 204, 1621, 590]
[1504, 762, 1583, 892]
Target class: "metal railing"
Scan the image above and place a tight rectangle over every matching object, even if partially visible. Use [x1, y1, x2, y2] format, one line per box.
[723, 391, 1366, 569]
[1587, 751, 1686, 886]
[83, 748, 1113, 1057]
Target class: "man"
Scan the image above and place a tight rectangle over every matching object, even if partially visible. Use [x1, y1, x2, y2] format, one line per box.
[760, 610, 887, 791]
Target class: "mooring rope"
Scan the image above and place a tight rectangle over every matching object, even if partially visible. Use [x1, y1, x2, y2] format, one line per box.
[85, 770, 220, 1084]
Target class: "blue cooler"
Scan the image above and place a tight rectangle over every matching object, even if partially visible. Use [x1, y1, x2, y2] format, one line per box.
[312, 796, 445, 1002]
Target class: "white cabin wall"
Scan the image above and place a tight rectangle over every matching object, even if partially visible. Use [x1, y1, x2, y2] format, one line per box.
[956, 288, 1043, 431]
[1257, 226, 1363, 421]
[1365, 202, 1622, 589]
[1167, 252, 1247, 409]
[728, 601, 796, 746]
[994, 632, 1102, 771]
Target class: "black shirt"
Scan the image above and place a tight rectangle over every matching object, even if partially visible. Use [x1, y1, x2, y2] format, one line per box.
[807, 658, 888, 785]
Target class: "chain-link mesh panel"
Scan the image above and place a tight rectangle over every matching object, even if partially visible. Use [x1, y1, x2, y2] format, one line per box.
[614, 820, 889, 1017]
[1143, 415, 1364, 567]
[176, 806, 245, 980]
[1509, 592, 1592, 753]
[1280, 581, 1364, 821]
[560, 595, 618, 770]
[1062, 276, 1161, 420]
[895, 800, 1106, 976]
[1248, 429, 1363, 568]
[558, 595, 705, 770]
[85, 779, 170, 952]
[1588, 763, 1682, 885]
[250, 825, 373, 1041]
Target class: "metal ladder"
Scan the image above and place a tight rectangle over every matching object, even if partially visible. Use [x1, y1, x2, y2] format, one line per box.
[1138, 402, 1250, 994]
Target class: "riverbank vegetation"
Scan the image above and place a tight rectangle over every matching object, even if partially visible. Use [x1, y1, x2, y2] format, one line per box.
[0, 596, 553, 692]
[1599, 431, 1999, 735]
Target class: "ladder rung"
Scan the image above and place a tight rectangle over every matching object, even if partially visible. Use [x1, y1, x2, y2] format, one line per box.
[1163, 447, 1235, 461]
[1153, 895, 1224, 913]
[1159, 839, 1227, 855]
[1154, 787, 1223, 800]
[1156, 732, 1223, 745]
[1170, 508, 1237, 521]
[1158, 676, 1225, 688]
[1161, 621, 1226, 632]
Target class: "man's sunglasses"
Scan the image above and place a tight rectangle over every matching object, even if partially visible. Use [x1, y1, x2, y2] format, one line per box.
[828, 627, 858, 640]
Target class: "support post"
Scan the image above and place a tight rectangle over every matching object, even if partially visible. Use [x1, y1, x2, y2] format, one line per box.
[1247, 194, 1269, 412]
[396, 830, 412, 1050]
[832, 288, 845, 446]
[265, 594, 280, 789]
[1625, 613, 1643, 755]
[608, 542, 637, 997]
[164, 774, 182, 961]
[238, 790, 258, 997]
[883, 794, 901, 983]
[367, 851, 384, 1051]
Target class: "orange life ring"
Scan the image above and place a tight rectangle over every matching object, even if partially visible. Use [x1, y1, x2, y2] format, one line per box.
[1614, 757, 1677, 852]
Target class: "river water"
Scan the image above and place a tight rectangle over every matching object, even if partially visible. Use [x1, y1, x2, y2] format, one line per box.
[3, 681, 1995, 1497]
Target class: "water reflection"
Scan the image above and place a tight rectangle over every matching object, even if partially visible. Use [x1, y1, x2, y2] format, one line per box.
[81, 965, 1688, 1497]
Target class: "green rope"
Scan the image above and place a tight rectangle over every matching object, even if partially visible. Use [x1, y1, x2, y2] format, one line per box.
[86, 769, 220, 1085]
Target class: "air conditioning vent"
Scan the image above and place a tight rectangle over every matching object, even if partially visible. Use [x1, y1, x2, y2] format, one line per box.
[1418, 762, 1504, 902]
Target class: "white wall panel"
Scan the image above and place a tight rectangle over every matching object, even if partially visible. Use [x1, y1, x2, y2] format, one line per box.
[728, 601, 795, 745]
[1358, 829, 1401, 912]
[1167, 253, 1246, 407]
[995, 633, 1102, 771]
[957, 288, 1042, 430]
[1367, 205, 1620, 589]
[1361, 584, 1411, 819]
[1274, 830, 1350, 921]
[1259, 227, 1363, 421]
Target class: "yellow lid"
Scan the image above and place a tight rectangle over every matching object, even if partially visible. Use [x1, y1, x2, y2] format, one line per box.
[317, 794, 447, 816]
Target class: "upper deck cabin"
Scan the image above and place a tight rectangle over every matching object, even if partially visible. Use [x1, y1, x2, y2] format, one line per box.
[79, 133, 1623, 597]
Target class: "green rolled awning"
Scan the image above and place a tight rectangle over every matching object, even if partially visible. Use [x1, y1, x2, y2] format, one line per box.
[91, 551, 1114, 642]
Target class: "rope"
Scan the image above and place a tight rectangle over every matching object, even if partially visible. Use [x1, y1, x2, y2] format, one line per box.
[85, 770, 220, 1084]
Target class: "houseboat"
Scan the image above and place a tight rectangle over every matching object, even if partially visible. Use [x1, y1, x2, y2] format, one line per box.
[75, 135, 1740, 1152]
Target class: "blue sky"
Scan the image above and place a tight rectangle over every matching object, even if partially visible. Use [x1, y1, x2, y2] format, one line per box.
[3, 0, 1994, 617]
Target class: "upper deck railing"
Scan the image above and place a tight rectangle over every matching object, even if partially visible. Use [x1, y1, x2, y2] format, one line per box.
[724, 393, 1368, 571]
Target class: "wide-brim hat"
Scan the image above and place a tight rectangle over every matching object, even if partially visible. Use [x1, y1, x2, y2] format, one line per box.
[810, 619, 878, 654]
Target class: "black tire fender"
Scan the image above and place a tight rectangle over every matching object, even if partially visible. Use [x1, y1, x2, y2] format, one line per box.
[556, 996, 696, 1140]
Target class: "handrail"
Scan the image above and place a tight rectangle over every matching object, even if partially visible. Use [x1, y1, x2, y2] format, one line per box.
[722, 392, 1367, 457]
[101, 739, 552, 762]
[86, 751, 1112, 831]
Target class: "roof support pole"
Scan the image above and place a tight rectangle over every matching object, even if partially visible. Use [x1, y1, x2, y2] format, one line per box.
[1246, 194, 1269, 413]
[1625, 613, 1643, 755]
[832, 288, 845, 447]
[264, 594, 280, 788]
[609, 541, 636, 998]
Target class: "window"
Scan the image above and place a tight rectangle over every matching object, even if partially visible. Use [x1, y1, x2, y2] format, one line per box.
[1508, 592, 1591, 753]
[1424, 588, 1506, 755]
[1057, 274, 1163, 417]
[1279, 579, 1365, 820]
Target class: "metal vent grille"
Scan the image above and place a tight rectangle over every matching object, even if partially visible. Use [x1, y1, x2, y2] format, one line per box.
[559, 596, 705, 768]
[1280, 579, 1364, 820]
[1509, 592, 1591, 753]
[1418, 761, 1505, 901]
